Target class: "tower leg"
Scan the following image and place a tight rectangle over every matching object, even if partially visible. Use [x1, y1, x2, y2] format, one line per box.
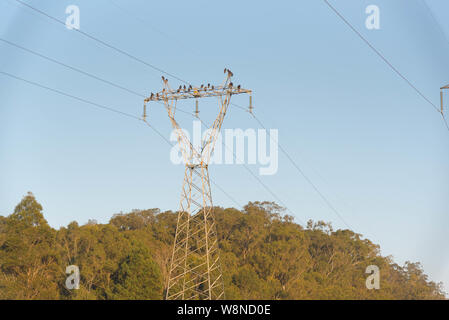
[166, 165, 224, 300]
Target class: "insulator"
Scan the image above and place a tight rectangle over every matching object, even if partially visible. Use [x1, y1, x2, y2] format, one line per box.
[249, 95, 253, 113]
[194, 100, 199, 118]
[143, 103, 147, 121]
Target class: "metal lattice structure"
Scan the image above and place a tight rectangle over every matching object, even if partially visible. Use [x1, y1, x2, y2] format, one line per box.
[144, 69, 252, 300]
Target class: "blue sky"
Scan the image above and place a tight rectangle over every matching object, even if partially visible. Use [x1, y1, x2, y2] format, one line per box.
[1, 0, 448, 292]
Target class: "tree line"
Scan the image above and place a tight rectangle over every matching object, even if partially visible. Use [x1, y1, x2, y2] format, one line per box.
[0, 192, 445, 299]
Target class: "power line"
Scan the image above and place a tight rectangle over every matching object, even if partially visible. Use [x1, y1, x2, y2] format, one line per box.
[13, 0, 190, 86]
[323, 0, 448, 131]
[442, 114, 449, 131]
[108, 0, 170, 40]
[422, 0, 449, 48]
[0, 37, 145, 98]
[0, 37, 198, 119]
[106, 0, 205, 58]
[250, 112, 350, 228]
[0, 70, 140, 120]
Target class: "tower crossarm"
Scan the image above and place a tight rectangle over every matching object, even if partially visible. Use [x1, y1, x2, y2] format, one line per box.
[144, 86, 251, 103]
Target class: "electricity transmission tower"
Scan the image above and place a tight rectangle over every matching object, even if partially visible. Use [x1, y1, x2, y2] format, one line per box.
[144, 69, 252, 300]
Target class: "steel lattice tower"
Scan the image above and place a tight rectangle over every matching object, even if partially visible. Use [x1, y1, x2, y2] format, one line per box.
[144, 70, 252, 300]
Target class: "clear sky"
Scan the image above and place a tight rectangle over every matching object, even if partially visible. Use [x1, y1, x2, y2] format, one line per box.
[1, 0, 448, 292]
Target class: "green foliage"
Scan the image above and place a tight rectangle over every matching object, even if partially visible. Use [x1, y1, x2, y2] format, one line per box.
[109, 244, 162, 299]
[0, 195, 446, 300]
[0, 193, 59, 299]
[9, 192, 48, 228]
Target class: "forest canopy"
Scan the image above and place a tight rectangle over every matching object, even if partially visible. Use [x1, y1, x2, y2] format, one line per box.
[0, 192, 446, 300]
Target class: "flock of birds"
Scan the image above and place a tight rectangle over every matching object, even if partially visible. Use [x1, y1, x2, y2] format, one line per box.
[148, 69, 241, 100]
